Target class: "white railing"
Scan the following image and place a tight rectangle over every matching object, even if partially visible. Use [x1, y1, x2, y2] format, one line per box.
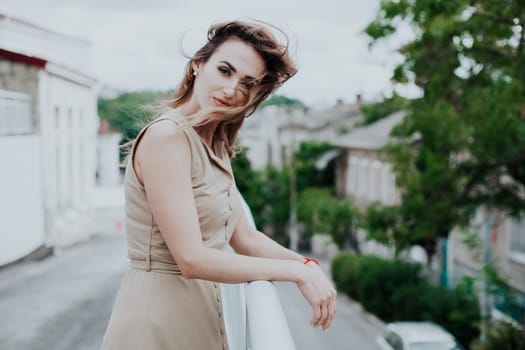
[0, 89, 33, 136]
[220, 192, 296, 350]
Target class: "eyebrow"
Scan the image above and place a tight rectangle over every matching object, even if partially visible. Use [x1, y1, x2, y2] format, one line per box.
[220, 60, 262, 81]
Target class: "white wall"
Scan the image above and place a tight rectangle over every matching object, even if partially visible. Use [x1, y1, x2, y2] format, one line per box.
[38, 70, 98, 246]
[0, 135, 45, 265]
[97, 133, 121, 186]
[345, 154, 398, 205]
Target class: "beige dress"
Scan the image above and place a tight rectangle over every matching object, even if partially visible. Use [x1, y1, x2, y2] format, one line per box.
[100, 109, 242, 350]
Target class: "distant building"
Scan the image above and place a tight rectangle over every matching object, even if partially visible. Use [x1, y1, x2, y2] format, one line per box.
[330, 111, 406, 258]
[239, 100, 362, 169]
[0, 14, 98, 265]
[331, 111, 404, 205]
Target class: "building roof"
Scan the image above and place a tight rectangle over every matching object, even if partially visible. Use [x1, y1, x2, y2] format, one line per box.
[0, 13, 95, 82]
[331, 111, 405, 150]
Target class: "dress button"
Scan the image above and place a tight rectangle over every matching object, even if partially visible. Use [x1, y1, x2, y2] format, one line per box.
[218, 311, 222, 318]
[225, 220, 228, 226]
[222, 344, 226, 350]
[220, 328, 224, 335]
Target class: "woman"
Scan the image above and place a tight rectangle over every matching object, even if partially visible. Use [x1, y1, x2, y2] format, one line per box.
[101, 20, 336, 350]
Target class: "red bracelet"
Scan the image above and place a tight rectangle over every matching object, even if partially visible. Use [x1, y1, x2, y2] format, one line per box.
[303, 257, 319, 265]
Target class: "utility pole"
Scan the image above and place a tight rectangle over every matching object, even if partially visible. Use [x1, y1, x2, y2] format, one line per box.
[479, 205, 494, 340]
[289, 123, 298, 252]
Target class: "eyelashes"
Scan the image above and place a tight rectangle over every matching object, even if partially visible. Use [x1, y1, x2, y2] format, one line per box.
[218, 66, 231, 76]
[217, 66, 255, 91]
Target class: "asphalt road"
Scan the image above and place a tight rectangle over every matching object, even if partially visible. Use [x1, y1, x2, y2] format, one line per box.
[0, 234, 383, 350]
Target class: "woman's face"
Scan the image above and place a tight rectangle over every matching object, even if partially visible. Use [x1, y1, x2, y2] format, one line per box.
[188, 38, 266, 113]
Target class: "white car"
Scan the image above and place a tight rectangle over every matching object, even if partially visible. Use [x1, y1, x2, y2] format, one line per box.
[377, 322, 464, 350]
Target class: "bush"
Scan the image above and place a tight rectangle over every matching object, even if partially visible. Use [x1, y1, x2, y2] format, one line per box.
[471, 320, 525, 350]
[331, 253, 360, 298]
[331, 253, 480, 347]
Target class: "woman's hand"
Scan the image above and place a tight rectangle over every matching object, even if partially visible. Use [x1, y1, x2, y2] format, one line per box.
[296, 262, 337, 331]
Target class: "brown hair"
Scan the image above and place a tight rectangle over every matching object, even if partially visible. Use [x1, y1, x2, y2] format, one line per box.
[165, 20, 297, 157]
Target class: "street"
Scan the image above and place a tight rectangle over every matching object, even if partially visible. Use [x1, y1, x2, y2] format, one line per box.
[0, 234, 382, 350]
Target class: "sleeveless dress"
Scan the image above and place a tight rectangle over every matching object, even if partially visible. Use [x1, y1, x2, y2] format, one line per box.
[100, 109, 243, 350]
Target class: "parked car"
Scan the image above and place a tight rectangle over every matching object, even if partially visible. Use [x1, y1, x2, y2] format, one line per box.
[377, 322, 464, 350]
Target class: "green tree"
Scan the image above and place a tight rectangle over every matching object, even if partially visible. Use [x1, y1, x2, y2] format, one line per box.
[231, 146, 267, 226]
[260, 94, 308, 111]
[98, 91, 169, 160]
[297, 188, 356, 249]
[364, 0, 525, 261]
[294, 141, 336, 191]
[259, 165, 291, 244]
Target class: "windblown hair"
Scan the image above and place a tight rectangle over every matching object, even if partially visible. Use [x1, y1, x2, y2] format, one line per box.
[165, 20, 297, 157]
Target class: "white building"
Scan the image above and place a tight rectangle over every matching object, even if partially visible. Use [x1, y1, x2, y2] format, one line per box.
[0, 14, 98, 265]
[330, 111, 406, 258]
[331, 111, 404, 206]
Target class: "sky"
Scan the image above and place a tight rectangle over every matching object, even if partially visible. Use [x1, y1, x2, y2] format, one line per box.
[0, 0, 415, 108]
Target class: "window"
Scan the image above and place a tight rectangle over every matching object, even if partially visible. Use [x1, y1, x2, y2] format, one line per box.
[509, 217, 525, 256]
[384, 331, 404, 350]
[0, 89, 32, 135]
[357, 159, 369, 198]
[371, 160, 381, 201]
[348, 157, 358, 196]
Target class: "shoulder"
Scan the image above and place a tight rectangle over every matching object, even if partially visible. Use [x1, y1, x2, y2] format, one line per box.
[141, 119, 189, 148]
[135, 118, 192, 166]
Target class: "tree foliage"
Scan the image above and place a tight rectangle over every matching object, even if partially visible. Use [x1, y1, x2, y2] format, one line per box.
[364, 0, 525, 258]
[259, 94, 308, 111]
[294, 141, 335, 191]
[234, 141, 339, 245]
[98, 91, 167, 141]
[297, 188, 356, 249]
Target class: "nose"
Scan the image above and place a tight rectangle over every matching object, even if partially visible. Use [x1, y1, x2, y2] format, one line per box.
[223, 86, 235, 98]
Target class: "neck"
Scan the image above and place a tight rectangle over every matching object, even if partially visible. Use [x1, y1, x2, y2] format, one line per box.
[194, 122, 219, 149]
[177, 101, 222, 155]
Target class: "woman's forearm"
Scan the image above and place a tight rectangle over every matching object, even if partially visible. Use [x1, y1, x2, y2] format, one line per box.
[179, 245, 306, 283]
[233, 229, 305, 262]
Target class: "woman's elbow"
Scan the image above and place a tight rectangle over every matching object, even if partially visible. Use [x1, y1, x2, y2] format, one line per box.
[177, 252, 204, 279]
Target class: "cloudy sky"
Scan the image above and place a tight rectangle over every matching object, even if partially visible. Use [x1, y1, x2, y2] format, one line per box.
[1, 0, 413, 107]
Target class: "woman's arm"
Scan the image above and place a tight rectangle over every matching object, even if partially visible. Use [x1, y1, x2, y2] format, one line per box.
[229, 211, 304, 262]
[135, 120, 335, 330]
[136, 120, 303, 283]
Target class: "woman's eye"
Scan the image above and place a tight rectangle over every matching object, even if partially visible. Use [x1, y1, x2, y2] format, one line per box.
[218, 67, 230, 76]
[241, 81, 254, 90]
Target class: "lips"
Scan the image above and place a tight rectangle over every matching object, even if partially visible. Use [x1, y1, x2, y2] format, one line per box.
[212, 97, 232, 107]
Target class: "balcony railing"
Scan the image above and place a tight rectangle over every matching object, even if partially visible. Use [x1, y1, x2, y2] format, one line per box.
[220, 192, 296, 350]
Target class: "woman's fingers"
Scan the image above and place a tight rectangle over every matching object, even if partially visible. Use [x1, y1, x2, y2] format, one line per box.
[310, 300, 322, 326]
[297, 264, 337, 331]
[323, 291, 337, 331]
[317, 301, 328, 328]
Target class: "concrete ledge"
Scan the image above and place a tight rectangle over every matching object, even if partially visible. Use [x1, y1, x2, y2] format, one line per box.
[0, 244, 53, 270]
